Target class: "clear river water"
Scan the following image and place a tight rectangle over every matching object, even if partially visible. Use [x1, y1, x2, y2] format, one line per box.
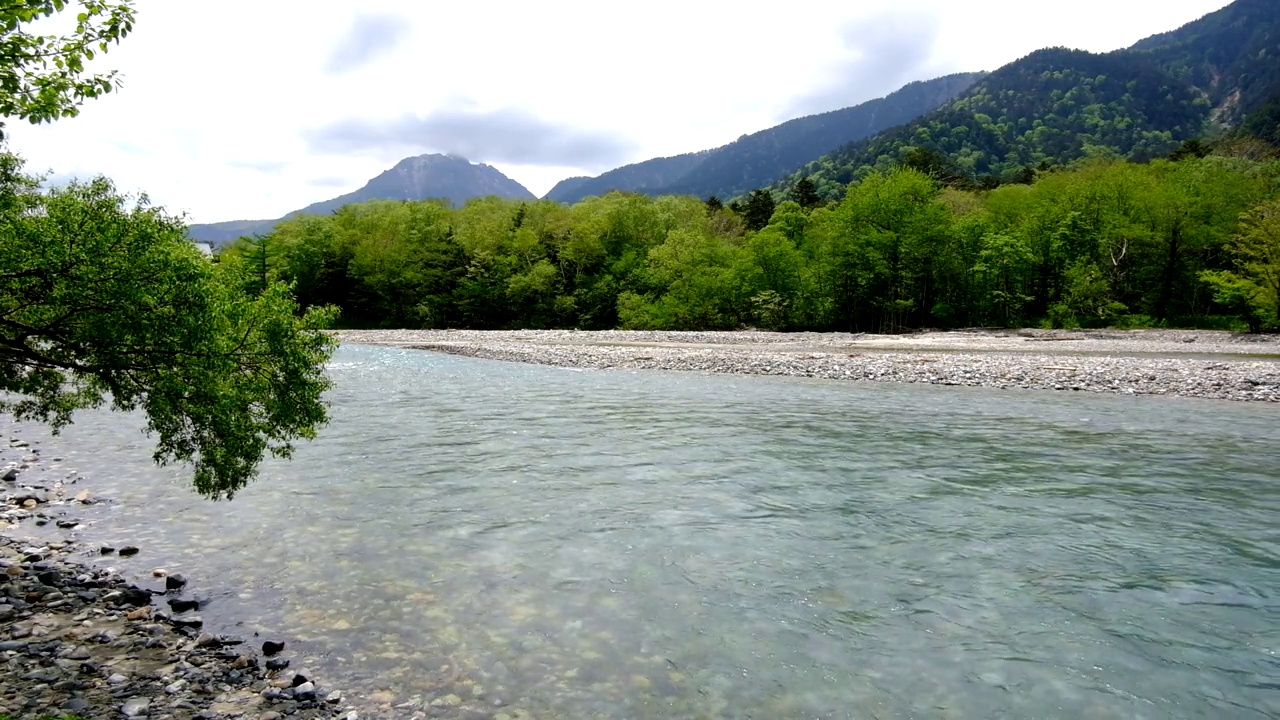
[10, 343, 1280, 719]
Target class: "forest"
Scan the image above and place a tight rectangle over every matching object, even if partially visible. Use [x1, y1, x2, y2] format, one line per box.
[222, 148, 1280, 334]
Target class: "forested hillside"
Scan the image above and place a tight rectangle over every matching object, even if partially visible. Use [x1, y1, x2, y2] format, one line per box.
[659, 73, 985, 201]
[778, 0, 1280, 196]
[545, 73, 983, 204]
[1130, 0, 1280, 123]
[543, 151, 711, 203]
[221, 152, 1280, 334]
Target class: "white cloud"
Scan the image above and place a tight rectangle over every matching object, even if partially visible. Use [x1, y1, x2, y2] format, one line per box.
[4, 0, 1236, 222]
[325, 13, 412, 74]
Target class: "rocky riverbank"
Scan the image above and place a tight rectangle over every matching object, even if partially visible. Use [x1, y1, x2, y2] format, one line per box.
[336, 329, 1280, 403]
[0, 436, 358, 720]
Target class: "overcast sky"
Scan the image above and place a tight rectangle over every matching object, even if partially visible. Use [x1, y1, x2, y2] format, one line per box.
[9, 0, 1233, 223]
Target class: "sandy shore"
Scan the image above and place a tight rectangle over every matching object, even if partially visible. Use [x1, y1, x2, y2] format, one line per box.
[336, 328, 1280, 402]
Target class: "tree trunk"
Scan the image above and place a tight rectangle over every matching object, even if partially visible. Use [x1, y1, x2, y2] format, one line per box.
[1154, 222, 1182, 321]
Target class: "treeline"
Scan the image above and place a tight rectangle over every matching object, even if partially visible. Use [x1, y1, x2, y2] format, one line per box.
[221, 152, 1280, 333]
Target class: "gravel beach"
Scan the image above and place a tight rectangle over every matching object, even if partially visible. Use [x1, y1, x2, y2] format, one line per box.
[0, 433, 359, 720]
[337, 328, 1280, 402]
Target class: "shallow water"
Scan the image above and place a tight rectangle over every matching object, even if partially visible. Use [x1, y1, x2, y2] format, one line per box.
[9, 344, 1280, 718]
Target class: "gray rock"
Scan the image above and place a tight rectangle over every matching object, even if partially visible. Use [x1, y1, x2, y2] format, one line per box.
[58, 644, 91, 660]
[22, 667, 60, 682]
[121, 696, 150, 717]
[293, 680, 316, 700]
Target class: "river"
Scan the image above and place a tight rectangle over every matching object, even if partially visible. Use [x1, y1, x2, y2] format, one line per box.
[9, 343, 1280, 718]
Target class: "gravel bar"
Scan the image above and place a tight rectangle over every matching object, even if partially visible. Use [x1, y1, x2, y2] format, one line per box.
[336, 329, 1280, 403]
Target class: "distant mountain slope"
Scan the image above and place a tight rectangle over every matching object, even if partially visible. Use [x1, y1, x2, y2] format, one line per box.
[658, 72, 985, 200]
[184, 218, 277, 245]
[544, 72, 984, 204]
[189, 154, 535, 245]
[1130, 0, 1280, 124]
[543, 151, 711, 203]
[287, 154, 534, 219]
[777, 0, 1280, 195]
[542, 176, 592, 201]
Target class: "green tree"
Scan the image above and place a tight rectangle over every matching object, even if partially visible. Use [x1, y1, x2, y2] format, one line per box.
[221, 233, 283, 296]
[0, 159, 336, 497]
[789, 177, 821, 209]
[742, 189, 776, 231]
[1201, 197, 1280, 330]
[0, 1, 135, 133]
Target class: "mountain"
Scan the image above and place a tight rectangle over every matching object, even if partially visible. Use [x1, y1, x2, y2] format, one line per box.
[1130, 0, 1280, 125]
[542, 176, 592, 201]
[777, 0, 1280, 194]
[544, 72, 984, 204]
[184, 218, 278, 245]
[658, 73, 985, 200]
[189, 154, 535, 245]
[543, 151, 712, 203]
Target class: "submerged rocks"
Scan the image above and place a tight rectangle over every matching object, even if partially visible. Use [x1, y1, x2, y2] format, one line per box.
[0, 431, 358, 720]
[0, 533, 355, 719]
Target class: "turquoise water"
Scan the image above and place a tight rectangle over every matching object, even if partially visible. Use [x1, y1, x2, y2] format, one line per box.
[12, 343, 1280, 718]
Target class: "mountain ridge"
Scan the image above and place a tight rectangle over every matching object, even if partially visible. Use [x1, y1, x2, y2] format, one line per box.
[543, 72, 985, 204]
[188, 154, 534, 245]
[775, 0, 1280, 196]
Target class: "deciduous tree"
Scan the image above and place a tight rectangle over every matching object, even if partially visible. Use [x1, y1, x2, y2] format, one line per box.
[0, 160, 335, 497]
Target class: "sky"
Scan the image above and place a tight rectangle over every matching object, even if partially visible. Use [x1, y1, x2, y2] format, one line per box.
[8, 0, 1236, 224]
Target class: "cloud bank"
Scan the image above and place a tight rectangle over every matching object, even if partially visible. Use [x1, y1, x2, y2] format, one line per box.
[305, 107, 637, 169]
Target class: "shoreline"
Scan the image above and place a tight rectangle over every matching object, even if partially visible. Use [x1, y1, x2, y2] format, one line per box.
[335, 328, 1280, 403]
[0, 434, 359, 720]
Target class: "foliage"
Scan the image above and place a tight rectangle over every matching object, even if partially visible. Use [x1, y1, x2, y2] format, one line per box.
[0, 156, 337, 497]
[0, 1, 135, 134]
[236, 154, 1280, 334]
[1200, 197, 1280, 330]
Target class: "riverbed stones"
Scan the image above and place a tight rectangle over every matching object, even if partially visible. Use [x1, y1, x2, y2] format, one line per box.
[336, 328, 1280, 403]
[0, 433, 362, 720]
